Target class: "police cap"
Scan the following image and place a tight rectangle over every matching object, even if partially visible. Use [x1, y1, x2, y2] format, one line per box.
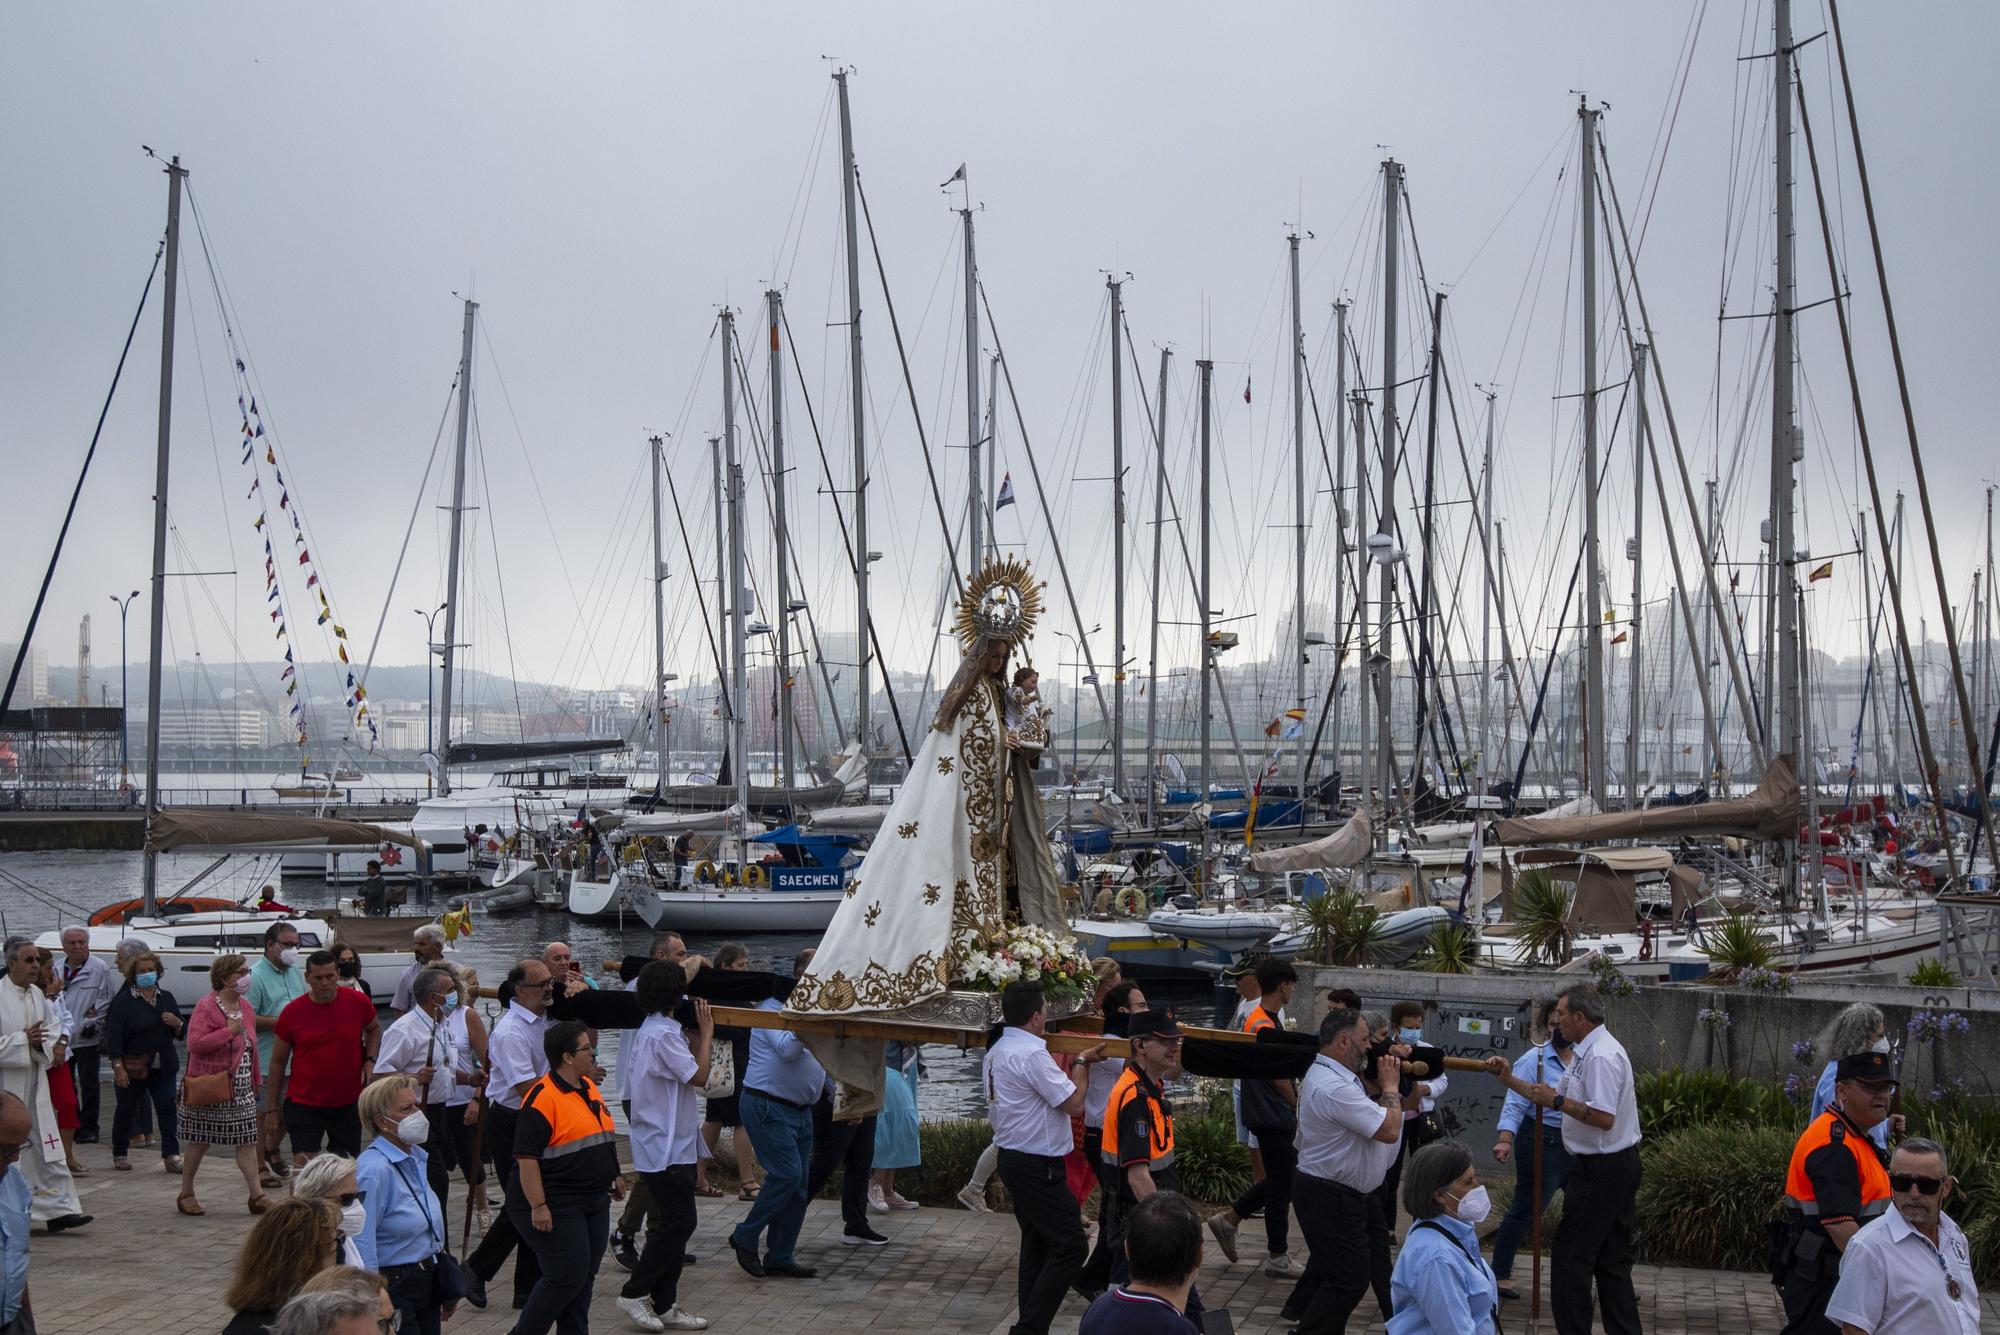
[1834, 1050, 1898, 1086]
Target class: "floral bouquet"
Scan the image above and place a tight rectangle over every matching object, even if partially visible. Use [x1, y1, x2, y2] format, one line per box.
[955, 922, 1096, 1000]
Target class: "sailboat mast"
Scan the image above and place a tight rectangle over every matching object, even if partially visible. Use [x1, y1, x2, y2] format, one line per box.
[1704, 479, 1719, 782]
[1197, 358, 1214, 808]
[140, 154, 185, 915]
[963, 202, 984, 563]
[834, 69, 870, 754]
[768, 290, 796, 790]
[711, 436, 728, 786]
[1288, 235, 1308, 798]
[1772, 0, 1803, 785]
[650, 435, 668, 800]
[1109, 276, 1127, 800]
[436, 297, 476, 803]
[1372, 158, 1403, 847]
[1626, 342, 1649, 803]
[1146, 348, 1170, 830]
[1579, 99, 1608, 807]
[1330, 301, 1350, 796]
[722, 308, 750, 851]
[1479, 389, 1496, 818]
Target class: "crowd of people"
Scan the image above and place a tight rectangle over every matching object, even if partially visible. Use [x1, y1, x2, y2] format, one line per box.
[0, 919, 1974, 1335]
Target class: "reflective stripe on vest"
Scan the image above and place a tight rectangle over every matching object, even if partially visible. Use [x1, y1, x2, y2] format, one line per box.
[1243, 1007, 1277, 1037]
[1100, 1066, 1175, 1168]
[1783, 1108, 1891, 1221]
[519, 1073, 617, 1157]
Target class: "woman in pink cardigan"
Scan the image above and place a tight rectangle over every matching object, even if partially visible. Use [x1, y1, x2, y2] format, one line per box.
[177, 953, 273, 1216]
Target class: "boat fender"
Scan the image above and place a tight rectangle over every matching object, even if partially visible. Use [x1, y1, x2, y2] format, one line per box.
[694, 860, 716, 884]
[741, 863, 768, 888]
[716, 866, 736, 888]
[1113, 886, 1148, 919]
[1639, 917, 1654, 963]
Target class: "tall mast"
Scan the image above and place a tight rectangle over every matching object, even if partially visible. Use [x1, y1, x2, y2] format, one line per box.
[1109, 276, 1127, 800]
[722, 308, 750, 850]
[768, 290, 796, 789]
[1479, 389, 1497, 818]
[1197, 359, 1214, 806]
[1353, 385, 1372, 829]
[834, 69, 871, 753]
[711, 436, 727, 779]
[1497, 519, 1516, 794]
[1704, 479, 1719, 782]
[1772, 0, 1802, 785]
[649, 435, 668, 800]
[1578, 99, 1608, 807]
[1146, 348, 1170, 830]
[1625, 342, 1650, 803]
[139, 154, 185, 915]
[1372, 159, 1403, 846]
[1892, 492, 1906, 787]
[1288, 234, 1308, 798]
[436, 297, 476, 802]
[1330, 301, 1350, 796]
[962, 200, 984, 563]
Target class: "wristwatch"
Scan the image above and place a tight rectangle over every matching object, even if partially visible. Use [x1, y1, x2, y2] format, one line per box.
[1551, 1093, 1566, 1112]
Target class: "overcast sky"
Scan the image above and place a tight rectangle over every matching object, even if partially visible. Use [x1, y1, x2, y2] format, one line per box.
[7, 2, 1998, 730]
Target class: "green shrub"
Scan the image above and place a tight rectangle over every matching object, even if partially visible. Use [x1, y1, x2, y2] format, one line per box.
[1510, 869, 1573, 965]
[1908, 958, 1963, 987]
[1173, 1111, 1252, 1206]
[1635, 1125, 1793, 1270]
[1635, 1069, 1803, 1140]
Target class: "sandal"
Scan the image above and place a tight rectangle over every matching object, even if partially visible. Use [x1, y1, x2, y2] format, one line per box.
[259, 1172, 282, 1190]
[248, 1195, 272, 1215]
[737, 1184, 761, 1201]
[66, 1160, 89, 1177]
[176, 1193, 204, 1217]
[113, 1157, 132, 1171]
[163, 1155, 184, 1172]
[695, 1183, 725, 1199]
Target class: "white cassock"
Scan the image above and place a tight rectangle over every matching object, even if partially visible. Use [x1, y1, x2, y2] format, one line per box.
[0, 980, 83, 1220]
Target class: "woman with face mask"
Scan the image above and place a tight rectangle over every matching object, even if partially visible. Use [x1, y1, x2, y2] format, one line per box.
[332, 944, 374, 1000]
[353, 1074, 453, 1334]
[102, 948, 184, 1172]
[175, 953, 272, 1216]
[292, 1152, 368, 1268]
[1387, 1140, 1500, 1334]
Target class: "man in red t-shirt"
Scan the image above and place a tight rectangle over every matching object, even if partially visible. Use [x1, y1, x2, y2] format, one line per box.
[264, 950, 381, 1164]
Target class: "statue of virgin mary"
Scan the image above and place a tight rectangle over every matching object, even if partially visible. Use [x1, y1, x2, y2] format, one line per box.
[789, 556, 1070, 1016]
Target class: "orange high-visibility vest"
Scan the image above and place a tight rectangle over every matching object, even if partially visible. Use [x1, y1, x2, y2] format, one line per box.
[1783, 1108, 1891, 1227]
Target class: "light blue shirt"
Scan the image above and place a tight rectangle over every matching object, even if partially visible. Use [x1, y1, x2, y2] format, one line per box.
[1496, 1043, 1569, 1137]
[1811, 1060, 1892, 1150]
[0, 1165, 26, 1325]
[1387, 1213, 1498, 1335]
[247, 955, 306, 1071]
[353, 1138, 446, 1270]
[742, 997, 824, 1106]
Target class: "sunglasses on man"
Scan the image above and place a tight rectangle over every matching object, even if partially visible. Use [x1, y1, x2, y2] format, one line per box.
[1889, 1172, 1944, 1196]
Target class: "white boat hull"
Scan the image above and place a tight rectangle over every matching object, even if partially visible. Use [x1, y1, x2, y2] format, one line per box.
[634, 887, 845, 934]
[35, 912, 419, 1000]
[1144, 909, 1287, 953]
[567, 871, 635, 921]
[1480, 908, 1945, 982]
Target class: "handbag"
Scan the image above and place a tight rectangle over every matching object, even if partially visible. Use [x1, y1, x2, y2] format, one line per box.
[395, 1160, 471, 1307]
[118, 1054, 153, 1080]
[703, 1038, 737, 1101]
[182, 1070, 232, 1107]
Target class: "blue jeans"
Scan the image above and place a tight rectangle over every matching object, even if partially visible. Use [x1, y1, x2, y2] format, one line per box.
[1490, 1126, 1573, 1279]
[732, 1092, 814, 1265]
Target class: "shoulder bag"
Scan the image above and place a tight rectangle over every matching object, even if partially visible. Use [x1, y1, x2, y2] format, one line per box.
[394, 1159, 471, 1307]
[703, 1036, 737, 1101]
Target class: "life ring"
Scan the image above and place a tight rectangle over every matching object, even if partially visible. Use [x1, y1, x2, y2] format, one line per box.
[716, 866, 736, 888]
[741, 863, 768, 888]
[380, 844, 402, 868]
[1113, 886, 1147, 918]
[694, 860, 716, 884]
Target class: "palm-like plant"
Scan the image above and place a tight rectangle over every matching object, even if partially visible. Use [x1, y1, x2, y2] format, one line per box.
[1700, 911, 1775, 977]
[1410, 920, 1481, 974]
[1299, 888, 1387, 966]
[1510, 868, 1575, 966]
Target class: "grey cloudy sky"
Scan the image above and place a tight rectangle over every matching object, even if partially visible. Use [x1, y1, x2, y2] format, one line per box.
[7, 2, 1997, 720]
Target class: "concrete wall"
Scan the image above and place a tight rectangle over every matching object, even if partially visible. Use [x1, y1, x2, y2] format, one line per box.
[1294, 964, 2000, 1170]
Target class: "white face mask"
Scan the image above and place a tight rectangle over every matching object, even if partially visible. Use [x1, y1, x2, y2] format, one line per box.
[1450, 1184, 1492, 1225]
[395, 1110, 431, 1145]
[340, 1199, 367, 1238]
[1871, 1036, 1891, 1054]
[278, 947, 300, 969]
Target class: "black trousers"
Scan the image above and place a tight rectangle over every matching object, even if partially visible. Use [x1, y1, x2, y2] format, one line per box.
[1102, 1180, 1205, 1323]
[382, 1259, 443, 1335]
[112, 1070, 178, 1158]
[806, 1098, 876, 1232]
[418, 1102, 454, 1238]
[996, 1149, 1087, 1335]
[1077, 1128, 1116, 1293]
[1229, 1125, 1298, 1257]
[621, 1165, 699, 1312]
[508, 1197, 608, 1335]
[69, 1045, 101, 1140]
[466, 1105, 542, 1303]
[1552, 1145, 1642, 1335]
[1288, 1173, 1374, 1335]
[1777, 1222, 1843, 1335]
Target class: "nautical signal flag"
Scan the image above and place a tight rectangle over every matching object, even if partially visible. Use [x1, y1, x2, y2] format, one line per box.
[1810, 561, 1834, 581]
[996, 472, 1016, 509]
[1611, 631, 1629, 645]
[1243, 375, 1253, 404]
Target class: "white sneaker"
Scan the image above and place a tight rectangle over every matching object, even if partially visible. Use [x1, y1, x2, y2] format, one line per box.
[956, 1182, 990, 1213]
[615, 1296, 667, 1333]
[1263, 1253, 1304, 1278]
[1207, 1212, 1239, 1262]
[658, 1306, 710, 1331]
[886, 1190, 919, 1211]
[868, 1183, 890, 1214]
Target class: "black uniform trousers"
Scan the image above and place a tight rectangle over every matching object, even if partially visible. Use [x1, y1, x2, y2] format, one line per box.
[1076, 1128, 1117, 1294]
[466, 1104, 543, 1304]
[996, 1149, 1087, 1335]
[1101, 1166, 1205, 1323]
[806, 1096, 877, 1233]
[1286, 1172, 1375, 1335]
[1229, 1125, 1298, 1258]
[621, 1164, 699, 1314]
[1777, 1216, 1845, 1335]
[1552, 1145, 1642, 1335]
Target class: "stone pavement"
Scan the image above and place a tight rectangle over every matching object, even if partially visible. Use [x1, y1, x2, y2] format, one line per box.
[36, 1139, 2000, 1334]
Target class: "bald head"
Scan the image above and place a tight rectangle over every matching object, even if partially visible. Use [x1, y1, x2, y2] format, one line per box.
[0, 1092, 28, 1168]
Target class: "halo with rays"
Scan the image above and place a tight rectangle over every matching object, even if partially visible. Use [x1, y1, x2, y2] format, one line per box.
[953, 555, 1046, 651]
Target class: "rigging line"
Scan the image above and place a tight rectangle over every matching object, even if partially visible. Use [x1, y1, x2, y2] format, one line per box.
[774, 82, 838, 289]
[1448, 121, 1573, 293]
[469, 403, 525, 741]
[3, 234, 163, 714]
[778, 309, 855, 739]
[356, 375, 458, 692]
[1632, 0, 1711, 256]
[661, 434, 735, 726]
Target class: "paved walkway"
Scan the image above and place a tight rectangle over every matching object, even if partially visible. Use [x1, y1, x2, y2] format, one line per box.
[38, 1138, 2000, 1334]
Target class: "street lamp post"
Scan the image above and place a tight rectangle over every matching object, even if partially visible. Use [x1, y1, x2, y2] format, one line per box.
[415, 604, 444, 794]
[110, 590, 139, 787]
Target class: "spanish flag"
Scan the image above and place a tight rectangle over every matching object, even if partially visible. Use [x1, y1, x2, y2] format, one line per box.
[1809, 561, 1834, 582]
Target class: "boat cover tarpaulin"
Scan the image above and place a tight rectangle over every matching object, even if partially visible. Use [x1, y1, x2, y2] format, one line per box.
[1409, 794, 1600, 846]
[146, 809, 422, 855]
[445, 737, 626, 766]
[1245, 811, 1372, 874]
[596, 805, 747, 837]
[1492, 756, 1799, 845]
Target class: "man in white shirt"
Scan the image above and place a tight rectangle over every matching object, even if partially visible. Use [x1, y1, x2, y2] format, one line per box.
[1827, 1138, 1980, 1335]
[615, 961, 714, 1333]
[56, 928, 115, 1146]
[985, 980, 1105, 1335]
[1485, 982, 1641, 1335]
[373, 964, 462, 1231]
[465, 957, 556, 1312]
[1285, 1006, 1402, 1334]
[388, 925, 447, 1017]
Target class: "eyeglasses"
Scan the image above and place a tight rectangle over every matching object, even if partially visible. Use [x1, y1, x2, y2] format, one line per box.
[0, 1142, 25, 1163]
[572, 1045, 595, 1057]
[337, 1190, 367, 1207]
[1889, 1173, 1944, 1196]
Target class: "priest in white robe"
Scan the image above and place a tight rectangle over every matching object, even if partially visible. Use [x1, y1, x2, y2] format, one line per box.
[0, 939, 88, 1229]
